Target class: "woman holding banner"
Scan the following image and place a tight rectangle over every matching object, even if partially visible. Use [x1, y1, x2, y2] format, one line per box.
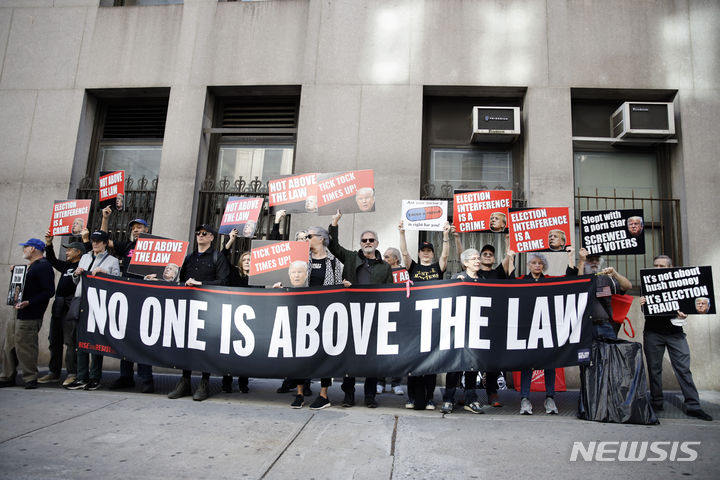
[513, 249, 576, 415]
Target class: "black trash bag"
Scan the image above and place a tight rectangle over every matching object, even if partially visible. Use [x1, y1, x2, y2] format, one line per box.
[578, 338, 659, 424]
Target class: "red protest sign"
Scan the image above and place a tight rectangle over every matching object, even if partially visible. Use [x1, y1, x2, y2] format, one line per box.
[508, 207, 571, 253]
[268, 173, 318, 214]
[218, 196, 264, 237]
[49, 200, 92, 236]
[453, 190, 512, 233]
[98, 170, 125, 211]
[248, 240, 310, 286]
[127, 234, 189, 281]
[391, 267, 410, 284]
[316, 170, 375, 215]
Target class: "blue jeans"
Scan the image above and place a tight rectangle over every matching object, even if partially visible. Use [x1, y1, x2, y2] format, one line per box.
[120, 359, 153, 382]
[520, 369, 555, 398]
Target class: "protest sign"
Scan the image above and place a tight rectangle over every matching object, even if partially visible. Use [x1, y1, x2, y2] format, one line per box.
[248, 240, 310, 286]
[453, 190, 512, 233]
[508, 207, 572, 253]
[316, 170, 375, 215]
[6, 265, 26, 306]
[401, 200, 448, 231]
[391, 267, 410, 284]
[98, 170, 125, 211]
[218, 196, 264, 236]
[126, 234, 189, 282]
[641, 266, 715, 316]
[580, 209, 645, 255]
[49, 200, 92, 237]
[79, 274, 595, 377]
[268, 173, 319, 214]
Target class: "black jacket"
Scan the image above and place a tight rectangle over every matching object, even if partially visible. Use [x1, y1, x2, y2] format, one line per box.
[328, 224, 392, 285]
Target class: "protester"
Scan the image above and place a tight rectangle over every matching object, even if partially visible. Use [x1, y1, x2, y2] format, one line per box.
[329, 210, 392, 408]
[0, 239, 55, 389]
[65, 230, 120, 391]
[100, 207, 156, 393]
[398, 220, 451, 410]
[513, 248, 576, 414]
[39, 230, 89, 386]
[378, 246, 406, 395]
[640, 255, 712, 421]
[167, 224, 230, 401]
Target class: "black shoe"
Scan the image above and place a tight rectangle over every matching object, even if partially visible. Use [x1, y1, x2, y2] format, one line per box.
[109, 376, 135, 390]
[291, 394, 305, 409]
[687, 409, 713, 421]
[64, 378, 88, 390]
[277, 379, 292, 394]
[84, 379, 101, 391]
[342, 391, 355, 407]
[141, 380, 155, 394]
[168, 377, 191, 399]
[652, 402, 664, 411]
[365, 395, 378, 408]
[0, 378, 16, 388]
[309, 395, 331, 410]
[24, 380, 38, 390]
[239, 385, 249, 394]
[221, 376, 233, 393]
[193, 378, 210, 401]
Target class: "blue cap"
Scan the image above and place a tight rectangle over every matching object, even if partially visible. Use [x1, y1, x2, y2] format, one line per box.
[128, 219, 149, 229]
[19, 238, 46, 251]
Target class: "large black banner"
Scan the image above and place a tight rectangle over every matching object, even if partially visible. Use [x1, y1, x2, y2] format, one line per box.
[79, 275, 596, 377]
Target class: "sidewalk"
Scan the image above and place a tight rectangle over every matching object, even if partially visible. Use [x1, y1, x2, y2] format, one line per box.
[1, 372, 718, 480]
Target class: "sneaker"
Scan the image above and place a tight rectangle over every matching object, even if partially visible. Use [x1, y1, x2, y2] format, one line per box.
[277, 379, 292, 394]
[520, 397, 533, 415]
[376, 384, 383, 394]
[488, 393, 502, 407]
[193, 378, 210, 401]
[309, 395, 331, 410]
[440, 401, 454, 414]
[464, 401, 486, 414]
[0, 378, 16, 388]
[62, 375, 77, 387]
[405, 400, 415, 409]
[221, 376, 232, 393]
[168, 377, 191, 399]
[141, 380, 155, 394]
[544, 397, 559, 414]
[687, 409, 713, 421]
[84, 379, 101, 391]
[425, 400, 436, 410]
[342, 391, 355, 407]
[365, 395, 378, 408]
[109, 376, 135, 390]
[291, 395, 305, 409]
[24, 380, 38, 390]
[38, 373, 61, 384]
[393, 386, 405, 395]
[65, 378, 88, 390]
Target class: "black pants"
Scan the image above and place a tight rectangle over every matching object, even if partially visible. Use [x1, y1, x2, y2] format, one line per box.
[342, 377, 377, 396]
[485, 371, 499, 396]
[49, 297, 76, 376]
[183, 370, 210, 380]
[407, 374, 436, 404]
[294, 378, 331, 388]
[443, 371, 478, 403]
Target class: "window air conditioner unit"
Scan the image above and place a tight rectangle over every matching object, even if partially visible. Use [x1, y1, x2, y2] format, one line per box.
[471, 106, 520, 143]
[611, 102, 675, 139]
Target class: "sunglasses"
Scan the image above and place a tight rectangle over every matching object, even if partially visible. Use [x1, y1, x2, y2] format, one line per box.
[306, 234, 315, 239]
[360, 238, 376, 243]
[196, 231, 211, 237]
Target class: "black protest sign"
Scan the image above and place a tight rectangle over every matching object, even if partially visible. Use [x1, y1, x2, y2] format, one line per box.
[580, 209, 645, 255]
[6, 265, 26, 306]
[641, 266, 715, 316]
[78, 274, 595, 377]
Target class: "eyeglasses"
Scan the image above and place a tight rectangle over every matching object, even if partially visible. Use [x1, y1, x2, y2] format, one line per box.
[481, 252, 494, 257]
[196, 231, 211, 237]
[360, 238, 376, 243]
[306, 234, 315, 239]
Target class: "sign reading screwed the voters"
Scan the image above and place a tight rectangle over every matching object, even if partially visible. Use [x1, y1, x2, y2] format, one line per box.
[508, 207, 572, 253]
[49, 200, 92, 237]
[268, 173, 319, 214]
[98, 170, 125, 211]
[453, 190, 512, 233]
[248, 240, 310, 286]
[218, 196, 264, 237]
[78, 274, 596, 377]
[126, 234, 189, 282]
[6, 265, 26, 306]
[580, 209, 645, 255]
[640, 266, 715, 316]
[401, 200, 447, 231]
[316, 170, 375, 215]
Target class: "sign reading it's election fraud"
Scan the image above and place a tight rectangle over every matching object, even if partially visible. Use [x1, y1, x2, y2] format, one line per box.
[402, 200, 447, 231]
[508, 207, 572, 253]
[580, 209, 645, 255]
[316, 170, 375, 215]
[127, 234, 189, 282]
[218, 196, 264, 237]
[6, 265, 26, 306]
[248, 240, 311, 287]
[98, 170, 125, 211]
[641, 266, 715, 316]
[268, 173, 319, 214]
[50, 200, 92, 237]
[453, 190, 512, 233]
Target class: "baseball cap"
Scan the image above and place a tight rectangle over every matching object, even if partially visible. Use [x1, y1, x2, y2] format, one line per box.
[418, 241, 434, 252]
[195, 224, 218, 237]
[480, 244, 495, 254]
[128, 218, 149, 229]
[19, 238, 45, 251]
[62, 241, 87, 253]
[90, 230, 109, 242]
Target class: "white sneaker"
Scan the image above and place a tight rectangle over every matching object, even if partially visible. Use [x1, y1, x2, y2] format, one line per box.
[544, 397, 558, 414]
[393, 386, 404, 395]
[376, 384, 383, 394]
[520, 397, 533, 415]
